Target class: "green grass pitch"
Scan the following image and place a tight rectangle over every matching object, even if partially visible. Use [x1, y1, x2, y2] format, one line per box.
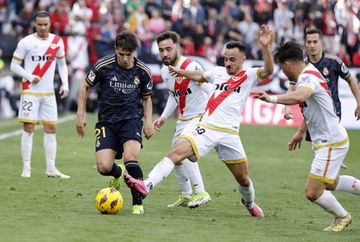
[0, 114, 359, 242]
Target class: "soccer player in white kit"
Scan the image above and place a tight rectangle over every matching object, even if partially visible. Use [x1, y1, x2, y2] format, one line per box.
[256, 41, 360, 231]
[125, 25, 274, 217]
[153, 31, 211, 208]
[10, 11, 70, 178]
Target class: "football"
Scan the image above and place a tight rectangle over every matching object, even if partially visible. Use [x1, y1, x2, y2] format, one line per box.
[95, 187, 123, 214]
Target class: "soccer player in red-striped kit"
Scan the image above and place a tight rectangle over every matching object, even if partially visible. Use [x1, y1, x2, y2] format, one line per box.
[10, 10, 70, 179]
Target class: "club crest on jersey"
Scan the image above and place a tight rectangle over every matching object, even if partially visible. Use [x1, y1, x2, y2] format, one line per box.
[134, 76, 140, 85]
[175, 76, 183, 84]
[232, 76, 241, 81]
[322, 67, 329, 76]
[50, 43, 57, 49]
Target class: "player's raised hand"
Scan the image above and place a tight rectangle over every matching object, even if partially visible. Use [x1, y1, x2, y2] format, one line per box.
[258, 25, 272, 47]
[168, 65, 180, 76]
[59, 85, 69, 99]
[32, 75, 41, 84]
[76, 113, 87, 138]
[252, 90, 270, 102]
[153, 117, 166, 131]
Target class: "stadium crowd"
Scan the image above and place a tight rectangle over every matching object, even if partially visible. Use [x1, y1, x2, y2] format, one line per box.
[0, 0, 360, 118]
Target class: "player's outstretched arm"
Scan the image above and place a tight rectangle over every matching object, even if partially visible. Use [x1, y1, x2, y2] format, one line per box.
[254, 87, 312, 105]
[168, 65, 207, 83]
[345, 75, 360, 120]
[76, 80, 90, 138]
[257, 25, 274, 80]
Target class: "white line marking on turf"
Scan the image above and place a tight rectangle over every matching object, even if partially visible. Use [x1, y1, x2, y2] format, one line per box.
[0, 114, 76, 141]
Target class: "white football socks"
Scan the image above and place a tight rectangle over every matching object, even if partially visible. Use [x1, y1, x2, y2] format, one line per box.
[335, 175, 360, 195]
[145, 157, 175, 191]
[314, 190, 348, 218]
[44, 133, 57, 172]
[238, 178, 255, 208]
[174, 164, 192, 198]
[182, 159, 206, 193]
[21, 131, 33, 170]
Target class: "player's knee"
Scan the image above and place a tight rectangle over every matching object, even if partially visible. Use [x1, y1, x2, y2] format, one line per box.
[44, 125, 56, 133]
[23, 124, 35, 133]
[96, 161, 112, 175]
[305, 189, 319, 202]
[238, 176, 250, 187]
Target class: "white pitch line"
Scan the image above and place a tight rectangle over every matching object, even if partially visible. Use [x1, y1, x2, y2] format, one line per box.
[0, 114, 76, 141]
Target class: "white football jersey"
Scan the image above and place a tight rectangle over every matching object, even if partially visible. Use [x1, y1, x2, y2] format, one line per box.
[161, 56, 210, 120]
[200, 66, 261, 133]
[296, 64, 347, 145]
[13, 33, 65, 93]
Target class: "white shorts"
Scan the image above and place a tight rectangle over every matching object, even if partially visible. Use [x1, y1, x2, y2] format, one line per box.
[171, 117, 200, 147]
[179, 122, 247, 164]
[18, 93, 58, 124]
[309, 139, 349, 184]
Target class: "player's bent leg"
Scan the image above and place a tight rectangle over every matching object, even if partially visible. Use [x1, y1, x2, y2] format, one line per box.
[226, 162, 264, 218]
[96, 149, 124, 189]
[125, 139, 195, 197]
[331, 175, 360, 195]
[307, 177, 350, 231]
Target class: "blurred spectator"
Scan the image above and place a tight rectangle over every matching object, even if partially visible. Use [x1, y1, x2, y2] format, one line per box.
[205, 8, 221, 43]
[161, 0, 173, 21]
[197, 36, 217, 64]
[96, 18, 117, 57]
[145, 0, 159, 18]
[353, 46, 360, 67]
[321, 7, 338, 54]
[66, 13, 89, 111]
[181, 35, 195, 55]
[126, 0, 145, 18]
[50, 2, 69, 36]
[238, 13, 259, 47]
[0, 49, 17, 118]
[149, 8, 166, 35]
[274, 0, 294, 44]
[338, 44, 351, 66]
[223, 17, 243, 43]
[187, 0, 206, 25]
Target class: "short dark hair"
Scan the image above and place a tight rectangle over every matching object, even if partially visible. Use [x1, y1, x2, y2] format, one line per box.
[274, 41, 304, 64]
[115, 30, 138, 52]
[225, 41, 246, 53]
[304, 28, 323, 41]
[156, 31, 180, 45]
[33, 10, 50, 20]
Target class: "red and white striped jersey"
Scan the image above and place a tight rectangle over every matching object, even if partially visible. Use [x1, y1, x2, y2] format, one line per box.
[200, 66, 261, 134]
[13, 33, 65, 93]
[161, 56, 210, 120]
[296, 64, 347, 145]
